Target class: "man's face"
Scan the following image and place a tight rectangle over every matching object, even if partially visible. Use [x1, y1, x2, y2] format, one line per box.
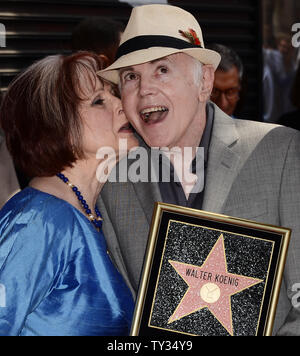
[211, 66, 241, 117]
[277, 38, 291, 55]
[119, 53, 213, 149]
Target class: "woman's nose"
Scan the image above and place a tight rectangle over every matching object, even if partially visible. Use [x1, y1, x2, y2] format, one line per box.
[111, 95, 124, 115]
[118, 108, 125, 116]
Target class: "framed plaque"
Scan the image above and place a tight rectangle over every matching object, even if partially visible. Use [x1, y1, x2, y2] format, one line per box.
[131, 203, 291, 336]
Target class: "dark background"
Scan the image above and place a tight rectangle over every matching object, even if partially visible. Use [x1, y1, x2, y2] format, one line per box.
[0, 0, 263, 121]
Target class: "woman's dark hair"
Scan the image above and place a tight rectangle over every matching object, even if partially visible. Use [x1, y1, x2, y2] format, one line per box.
[0, 51, 104, 177]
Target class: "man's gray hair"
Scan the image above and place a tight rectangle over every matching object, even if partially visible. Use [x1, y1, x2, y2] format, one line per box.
[191, 56, 203, 86]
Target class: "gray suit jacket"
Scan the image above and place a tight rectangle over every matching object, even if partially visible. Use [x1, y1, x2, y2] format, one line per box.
[0, 133, 19, 209]
[98, 104, 300, 336]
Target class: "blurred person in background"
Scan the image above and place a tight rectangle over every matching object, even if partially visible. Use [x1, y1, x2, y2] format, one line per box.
[206, 43, 244, 118]
[262, 0, 300, 49]
[263, 33, 298, 123]
[72, 17, 125, 67]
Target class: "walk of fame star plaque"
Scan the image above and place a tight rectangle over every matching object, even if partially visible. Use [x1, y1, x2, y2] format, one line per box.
[130, 203, 291, 336]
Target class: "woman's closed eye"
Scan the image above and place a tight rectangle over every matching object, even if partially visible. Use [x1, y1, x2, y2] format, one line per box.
[92, 97, 104, 106]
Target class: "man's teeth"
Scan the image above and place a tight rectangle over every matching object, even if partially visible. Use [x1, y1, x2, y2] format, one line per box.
[141, 106, 168, 114]
[140, 107, 168, 122]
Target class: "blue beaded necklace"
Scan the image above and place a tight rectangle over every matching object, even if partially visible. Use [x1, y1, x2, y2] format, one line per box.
[57, 173, 103, 230]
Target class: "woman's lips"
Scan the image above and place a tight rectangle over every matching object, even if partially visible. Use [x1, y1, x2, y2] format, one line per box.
[118, 122, 134, 133]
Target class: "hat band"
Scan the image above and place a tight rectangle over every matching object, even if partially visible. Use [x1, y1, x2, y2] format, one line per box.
[116, 35, 203, 60]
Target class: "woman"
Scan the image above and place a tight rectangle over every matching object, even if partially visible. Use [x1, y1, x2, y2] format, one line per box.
[0, 52, 138, 336]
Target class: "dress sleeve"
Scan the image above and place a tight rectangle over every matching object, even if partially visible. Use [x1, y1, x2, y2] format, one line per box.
[0, 208, 72, 336]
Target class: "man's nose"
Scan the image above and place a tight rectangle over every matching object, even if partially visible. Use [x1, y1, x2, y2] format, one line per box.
[218, 92, 229, 109]
[138, 75, 157, 97]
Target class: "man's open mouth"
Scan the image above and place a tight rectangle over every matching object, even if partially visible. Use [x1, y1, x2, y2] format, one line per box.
[140, 106, 169, 123]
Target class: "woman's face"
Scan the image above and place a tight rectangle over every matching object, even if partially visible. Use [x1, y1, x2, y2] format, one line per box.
[78, 75, 138, 162]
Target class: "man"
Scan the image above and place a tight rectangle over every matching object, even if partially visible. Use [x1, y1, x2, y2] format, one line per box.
[97, 4, 300, 335]
[207, 43, 244, 117]
[263, 33, 298, 123]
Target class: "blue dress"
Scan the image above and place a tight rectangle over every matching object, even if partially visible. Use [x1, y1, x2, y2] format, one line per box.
[0, 187, 134, 336]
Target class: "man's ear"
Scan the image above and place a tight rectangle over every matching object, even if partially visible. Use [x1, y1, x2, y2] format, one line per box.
[199, 64, 215, 102]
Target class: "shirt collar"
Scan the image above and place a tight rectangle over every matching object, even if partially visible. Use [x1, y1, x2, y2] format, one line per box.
[191, 101, 215, 172]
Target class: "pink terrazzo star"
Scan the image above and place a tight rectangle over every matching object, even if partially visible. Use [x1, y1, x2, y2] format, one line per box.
[168, 234, 263, 335]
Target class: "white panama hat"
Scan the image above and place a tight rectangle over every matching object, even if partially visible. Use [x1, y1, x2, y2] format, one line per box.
[98, 4, 221, 84]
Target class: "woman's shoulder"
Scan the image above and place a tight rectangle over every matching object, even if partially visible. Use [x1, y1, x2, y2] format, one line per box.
[0, 187, 89, 252]
[1, 187, 77, 225]
[0, 188, 79, 273]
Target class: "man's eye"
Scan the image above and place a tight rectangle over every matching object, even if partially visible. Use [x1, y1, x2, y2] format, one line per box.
[158, 66, 168, 74]
[124, 72, 138, 81]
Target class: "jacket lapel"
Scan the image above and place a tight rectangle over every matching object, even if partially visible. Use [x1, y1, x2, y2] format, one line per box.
[202, 105, 241, 214]
[131, 144, 163, 224]
[132, 181, 162, 224]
